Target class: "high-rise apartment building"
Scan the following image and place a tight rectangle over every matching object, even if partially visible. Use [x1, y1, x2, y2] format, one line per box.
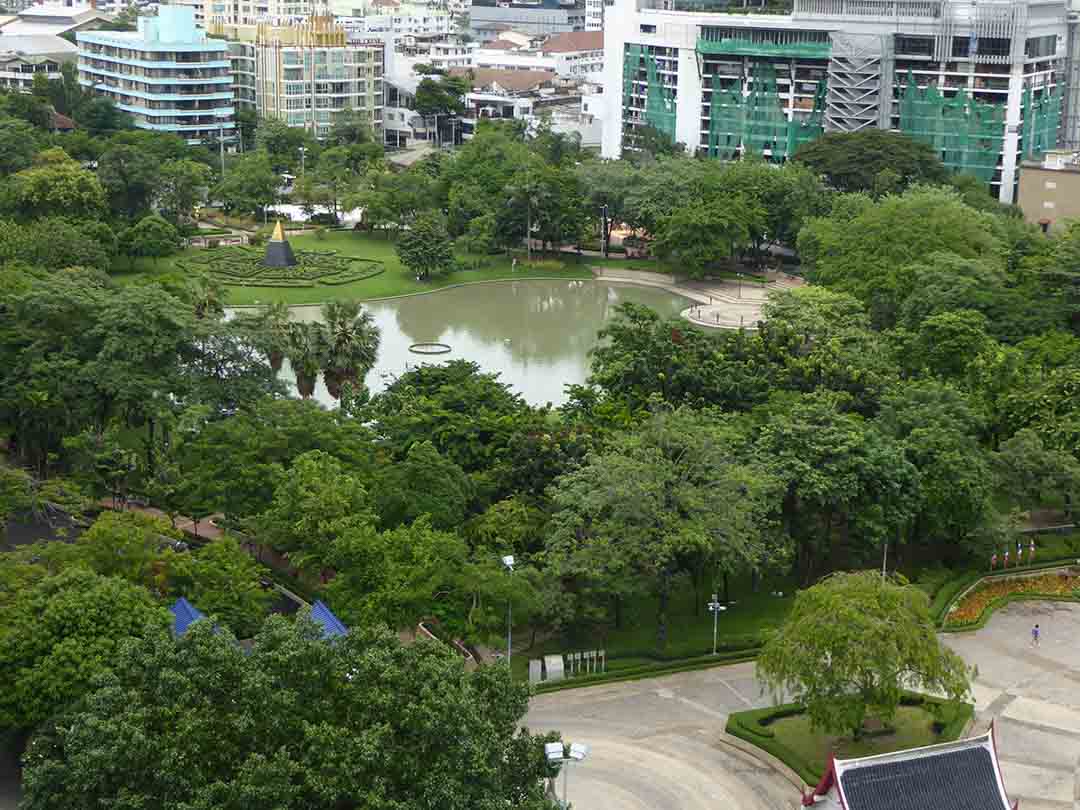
[212, 15, 383, 138]
[204, 0, 330, 26]
[601, 0, 1070, 202]
[76, 6, 235, 144]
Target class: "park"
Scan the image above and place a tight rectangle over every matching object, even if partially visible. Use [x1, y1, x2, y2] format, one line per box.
[1, 92, 1080, 810]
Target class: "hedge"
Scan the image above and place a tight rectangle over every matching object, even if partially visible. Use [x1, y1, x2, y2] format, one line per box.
[176, 246, 385, 288]
[725, 694, 974, 786]
[534, 649, 760, 694]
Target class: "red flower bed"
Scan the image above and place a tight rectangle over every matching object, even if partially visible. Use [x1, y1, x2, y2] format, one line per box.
[946, 573, 1080, 627]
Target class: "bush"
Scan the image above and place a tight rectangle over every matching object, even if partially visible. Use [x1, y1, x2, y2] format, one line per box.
[313, 226, 327, 241]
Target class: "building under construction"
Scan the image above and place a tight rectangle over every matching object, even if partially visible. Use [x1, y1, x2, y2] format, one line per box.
[602, 0, 1070, 202]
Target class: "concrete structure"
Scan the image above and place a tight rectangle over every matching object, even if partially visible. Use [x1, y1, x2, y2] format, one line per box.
[599, 0, 1071, 203]
[585, 0, 602, 30]
[167, 0, 210, 27]
[213, 15, 382, 138]
[390, 33, 473, 70]
[335, 2, 452, 37]
[77, 6, 235, 143]
[469, 0, 586, 40]
[0, 3, 114, 35]
[472, 29, 602, 77]
[203, 0, 330, 26]
[0, 34, 76, 91]
[1017, 147, 1080, 231]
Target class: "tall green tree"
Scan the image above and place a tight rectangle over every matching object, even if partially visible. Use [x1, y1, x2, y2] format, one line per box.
[757, 571, 971, 739]
[214, 150, 278, 216]
[793, 129, 949, 193]
[319, 300, 380, 400]
[396, 210, 454, 280]
[21, 618, 559, 810]
[97, 143, 161, 221]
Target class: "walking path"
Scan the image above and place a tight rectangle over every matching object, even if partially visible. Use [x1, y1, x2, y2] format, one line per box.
[526, 601, 1080, 810]
[592, 267, 805, 330]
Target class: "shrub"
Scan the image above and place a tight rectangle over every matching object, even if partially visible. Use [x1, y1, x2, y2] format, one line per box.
[314, 226, 327, 241]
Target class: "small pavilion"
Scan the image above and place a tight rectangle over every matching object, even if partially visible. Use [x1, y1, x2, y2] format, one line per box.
[802, 725, 1016, 810]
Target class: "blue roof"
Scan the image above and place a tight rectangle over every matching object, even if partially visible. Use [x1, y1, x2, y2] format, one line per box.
[170, 597, 206, 637]
[311, 600, 348, 639]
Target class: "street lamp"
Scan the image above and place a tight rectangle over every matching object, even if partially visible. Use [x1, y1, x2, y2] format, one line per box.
[299, 146, 307, 176]
[545, 741, 589, 809]
[216, 109, 229, 177]
[502, 554, 514, 667]
[737, 271, 743, 300]
[707, 593, 727, 656]
[600, 203, 609, 258]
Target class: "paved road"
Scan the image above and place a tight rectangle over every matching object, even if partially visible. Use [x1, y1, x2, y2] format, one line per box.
[526, 662, 798, 810]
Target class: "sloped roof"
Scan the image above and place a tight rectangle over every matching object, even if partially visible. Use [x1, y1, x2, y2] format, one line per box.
[170, 597, 206, 637]
[52, 111, 75, 130]
[0, 34, 77, 59]
[480, 37, 518, 50]
[540, 30, 602, 53]
[451, 66, 556, 93]
[804, 727, 1015, 810]
[311, 600, 348, 639]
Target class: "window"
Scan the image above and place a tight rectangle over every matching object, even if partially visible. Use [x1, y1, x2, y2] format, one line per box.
[895, 35, 933, 57]
[978, 38, 1011, 58]
[640, 24, 656, 33]
[1025, 35, 1056, 59]
[1045, 180, 1057, 190]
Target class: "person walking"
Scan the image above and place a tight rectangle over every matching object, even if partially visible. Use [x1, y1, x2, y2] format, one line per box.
[1032, 624, 1041, 647]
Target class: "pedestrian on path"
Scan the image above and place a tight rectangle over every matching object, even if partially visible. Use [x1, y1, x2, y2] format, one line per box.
[1032, 624, 1040, 647]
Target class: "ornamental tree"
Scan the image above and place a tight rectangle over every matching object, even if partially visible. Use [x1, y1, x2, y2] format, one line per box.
[757, 571, 972, 739]
[396, 210, 454, 280]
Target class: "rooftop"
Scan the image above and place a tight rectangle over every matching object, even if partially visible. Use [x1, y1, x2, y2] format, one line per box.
[451, 65, 556, 92]
[169, 597, 206, 637]
[311, 600, 349, 639]
[539, 29, 602, 52]
[0, 33, 77, 57]
[804, 728, 1015, 810]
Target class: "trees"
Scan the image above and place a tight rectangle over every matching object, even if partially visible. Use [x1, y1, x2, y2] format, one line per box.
[414, 75, 469, 135]
[119, 214, 182, 266]
[21, 618, 559, 810]
[757, 571, 971, 739]
[4, 148, 107, 222]
[793, 130, 949, 193]
[156, 159, 211, 224]
[286, 321, 323, 398]
[214, 150, 278, 216]
[396, 210, 455, 280]
[254, 117, 317, 175]
[326, 107, 374, 146]
[653, 197, 761, 276]
[164, 535, 272, 638]
[0, 567, 169, 731]
[546, 408, 782, 646]
[0, 115, 41, 177]
[319, 300, 380, 400]
[253, 449, 374, 574]
[97, 143, 161, 221]
[375, 440, 472, 530]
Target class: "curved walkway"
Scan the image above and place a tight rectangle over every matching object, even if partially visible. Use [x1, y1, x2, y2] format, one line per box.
[592, 268, 804, 330]
[526, 602, 1080, 810]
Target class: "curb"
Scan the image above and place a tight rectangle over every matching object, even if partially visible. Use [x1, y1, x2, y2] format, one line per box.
[715, 731, 810, 793]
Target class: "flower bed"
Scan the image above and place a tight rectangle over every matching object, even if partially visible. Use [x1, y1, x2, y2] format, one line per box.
[177, 246, 384, 288]
[945, 571, 1080, 628]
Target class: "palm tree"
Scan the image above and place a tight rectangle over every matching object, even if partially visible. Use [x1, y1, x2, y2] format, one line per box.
[260, 301, 292, 373]
[319, 300, 381, 400]
[286, 321, 322, 399]
[188, 273, 225, 320]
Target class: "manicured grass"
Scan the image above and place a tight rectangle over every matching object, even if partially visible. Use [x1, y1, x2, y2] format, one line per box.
[769, 705, 956, 776]
[112, 233, 595, 306]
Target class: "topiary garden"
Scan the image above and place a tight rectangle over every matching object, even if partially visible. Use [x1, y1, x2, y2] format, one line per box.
[177, 246, 384, 288]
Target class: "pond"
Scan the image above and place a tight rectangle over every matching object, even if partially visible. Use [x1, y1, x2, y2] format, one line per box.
[280, 279, 690, 407]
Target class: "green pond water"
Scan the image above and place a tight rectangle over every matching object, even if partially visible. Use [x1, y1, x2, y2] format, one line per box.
[284, 279, 690, 406]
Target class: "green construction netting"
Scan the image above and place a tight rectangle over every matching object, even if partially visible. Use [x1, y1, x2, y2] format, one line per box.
[622, 44, 677, 141]
[697, 37, 831, 60]
[706, 62, 825, 161]
[898, 71, 1004, 182]
[1021, 84, 1062, 160]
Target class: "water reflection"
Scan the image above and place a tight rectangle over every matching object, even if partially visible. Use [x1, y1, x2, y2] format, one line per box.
[283, 280, 689, 406]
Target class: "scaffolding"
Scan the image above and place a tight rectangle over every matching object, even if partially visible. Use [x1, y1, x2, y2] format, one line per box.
[706, 62, 826, 161]
[622, 43, 677, 141]
[897, 71, 1004, 182]
[1021, 84, 1063, 160]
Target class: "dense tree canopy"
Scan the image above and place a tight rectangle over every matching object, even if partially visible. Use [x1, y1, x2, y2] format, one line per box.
[793, 130, 949, 193]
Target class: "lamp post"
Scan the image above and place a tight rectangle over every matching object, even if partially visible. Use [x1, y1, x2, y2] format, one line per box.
[737, 271, 743, 300]
[545, 741, 589, 809]
[216, 110, 228, 177]
[600, 203, 609, 258]
[502, 554, 514, 667]
[299, 146, 307, 176]
[707, 593, 726, 656]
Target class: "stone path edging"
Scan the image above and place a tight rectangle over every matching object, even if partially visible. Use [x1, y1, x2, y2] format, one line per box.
[714, 730, 810, 793]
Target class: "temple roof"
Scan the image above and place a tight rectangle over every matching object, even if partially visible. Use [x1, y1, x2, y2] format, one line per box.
[311, 600, 349, 639]
[805, 727, 1015, 810]
[169, 597, 206, 637]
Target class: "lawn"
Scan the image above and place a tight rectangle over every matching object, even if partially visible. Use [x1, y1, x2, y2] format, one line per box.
[510, 572, 796, 680]
[113, 232, 595, 306]
[767, 704, 963, 777]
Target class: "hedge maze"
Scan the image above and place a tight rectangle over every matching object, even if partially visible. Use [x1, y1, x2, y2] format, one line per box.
[179, 246, 384, 288]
